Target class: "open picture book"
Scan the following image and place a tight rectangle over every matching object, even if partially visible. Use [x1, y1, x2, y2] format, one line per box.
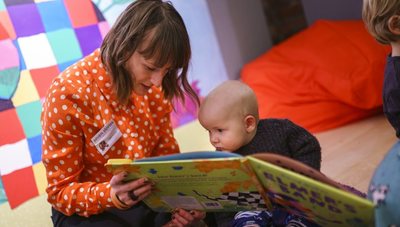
[105, 151, 374, 227]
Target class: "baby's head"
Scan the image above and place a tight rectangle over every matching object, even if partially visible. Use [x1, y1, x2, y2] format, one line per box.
[198, 80, 259, 152]
[362, 0, 400, 44]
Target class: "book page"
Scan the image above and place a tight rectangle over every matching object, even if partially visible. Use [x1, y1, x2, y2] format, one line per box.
[247, 156, 375, 227]
[106, 156, 267, 212]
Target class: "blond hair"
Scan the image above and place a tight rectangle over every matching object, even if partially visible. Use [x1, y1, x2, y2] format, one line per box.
[362, 0, 400, 44]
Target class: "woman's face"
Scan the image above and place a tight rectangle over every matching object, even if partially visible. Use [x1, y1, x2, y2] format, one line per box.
[125, 31, 171, 96]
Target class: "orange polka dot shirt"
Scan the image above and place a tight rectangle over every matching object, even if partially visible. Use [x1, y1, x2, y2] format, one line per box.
[41, 49, 179, 217]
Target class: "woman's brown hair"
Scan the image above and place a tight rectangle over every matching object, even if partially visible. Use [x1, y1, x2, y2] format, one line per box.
[362, 0, 400, 44]
[100, 0, 199, 105]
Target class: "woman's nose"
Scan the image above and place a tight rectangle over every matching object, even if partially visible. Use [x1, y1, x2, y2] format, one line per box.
[151, 72, 164, 87]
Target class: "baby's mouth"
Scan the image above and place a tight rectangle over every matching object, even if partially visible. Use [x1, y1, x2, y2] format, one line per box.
[216, 147, 223, 151]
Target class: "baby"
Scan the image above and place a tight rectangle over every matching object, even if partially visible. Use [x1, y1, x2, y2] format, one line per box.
[198, 80, 321, 227]
[198, 80, 321, 169]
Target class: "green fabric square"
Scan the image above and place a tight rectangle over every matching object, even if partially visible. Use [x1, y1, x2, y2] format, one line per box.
[0, 178, 7, 205]
[47, 28, 82, 64]
[0, 1, 5, 11]
[16, 100, 42, 138]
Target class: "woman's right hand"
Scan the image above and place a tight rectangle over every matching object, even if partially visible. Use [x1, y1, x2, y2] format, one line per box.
[110, 171, 154, 208]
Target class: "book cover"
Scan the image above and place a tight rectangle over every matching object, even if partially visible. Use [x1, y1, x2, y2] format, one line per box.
[106, 152, 268, 212]
[105, 151, 375, 226]
[247, 155, 374, 227]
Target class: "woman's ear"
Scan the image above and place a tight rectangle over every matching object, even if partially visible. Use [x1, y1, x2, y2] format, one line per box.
[244, 115, 257, 133]
[388, 15, 400, 35]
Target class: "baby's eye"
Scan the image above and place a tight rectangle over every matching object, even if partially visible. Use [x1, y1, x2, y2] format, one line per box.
[217, 129, 223, 133]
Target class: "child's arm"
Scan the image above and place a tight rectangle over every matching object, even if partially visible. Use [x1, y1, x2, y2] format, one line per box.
[285, 119, 322, 170]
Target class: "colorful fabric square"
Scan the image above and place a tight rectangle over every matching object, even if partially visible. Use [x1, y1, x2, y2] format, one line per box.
[63, 0, 97, 28]
[0, 39, 19, 99]
[0, 177, 7, 205]
[17, 33, 57, 69]
[0, 19, 9, 40]
[7, 3, 44, 37]
[27, 135, 41, 164]
[11, 70, 40, 107]
[16, 100, 42, 138]
[36, 0, 71, 32]
[32, 162, 46, 194]
[0, 10, 16, 39]
[57, 59, 77, 72]
[12, 39, 25, 70]
[368, 141, 400, 226]
[75, 24, 103, 56]
[98, 21, 110, 39]
[46, 28, 82, 64]
[0, 139, 32, 175]
[4, 0, 34, 6]
[0, 0, 113, 209]
[0, 108, 25, 144]
[29, 66, 59, 98]
[1, 166, 38, 208]
[0, 0, 5, 10]
[0, 98, 13, 111]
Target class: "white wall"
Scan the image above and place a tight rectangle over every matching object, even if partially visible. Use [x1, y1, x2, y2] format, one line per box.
[206, 0, 272, 80]
[172, 0, 272, 95]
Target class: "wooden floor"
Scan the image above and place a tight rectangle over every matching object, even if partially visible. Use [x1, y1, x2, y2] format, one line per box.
[316, 114, 397, 193]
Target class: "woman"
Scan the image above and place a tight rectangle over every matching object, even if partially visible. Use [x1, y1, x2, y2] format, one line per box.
[41, 0, 204, 226]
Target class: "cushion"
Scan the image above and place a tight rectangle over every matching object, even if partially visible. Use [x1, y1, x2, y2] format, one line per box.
[241, 20, 391, 132]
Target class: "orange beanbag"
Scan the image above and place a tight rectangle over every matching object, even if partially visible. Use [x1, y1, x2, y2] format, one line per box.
[241, 20, 391, 133]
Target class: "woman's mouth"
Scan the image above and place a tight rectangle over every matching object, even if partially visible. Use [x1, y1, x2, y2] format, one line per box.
[142, 84, 152, 90]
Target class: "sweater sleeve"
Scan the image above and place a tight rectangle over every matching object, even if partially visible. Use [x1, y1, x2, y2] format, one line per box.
[41, 78, 113, 217]
[284, 119, 322, 170]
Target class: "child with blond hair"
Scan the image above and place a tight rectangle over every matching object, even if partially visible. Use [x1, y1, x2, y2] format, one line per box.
[363, 0, 400, 138]
[363, 0, 400, 226]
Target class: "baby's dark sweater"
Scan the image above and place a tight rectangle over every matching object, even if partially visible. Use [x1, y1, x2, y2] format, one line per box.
[235, 118, 321, 170]
[207, 119, 321, 227]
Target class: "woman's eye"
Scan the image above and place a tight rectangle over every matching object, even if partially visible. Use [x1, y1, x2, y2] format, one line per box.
[146, 66, 156, 71]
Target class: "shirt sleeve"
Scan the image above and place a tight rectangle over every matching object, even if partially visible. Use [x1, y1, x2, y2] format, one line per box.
[285, 119, 322, 170]
[41, 77, 113, 217]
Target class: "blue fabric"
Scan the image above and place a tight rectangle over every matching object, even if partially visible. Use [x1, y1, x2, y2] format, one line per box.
[383, 56, 400, 138]
[232, 210, 321, 227]
[368, 141, 400, 226]
[233, 211, 272, 227]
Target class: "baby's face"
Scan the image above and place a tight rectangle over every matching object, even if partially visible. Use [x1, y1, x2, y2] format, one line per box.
[199, 113, 248, 152]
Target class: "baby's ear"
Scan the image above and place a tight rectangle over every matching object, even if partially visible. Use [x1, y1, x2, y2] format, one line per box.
[244, 115, 257, 133]
[388, 15, 400, 35]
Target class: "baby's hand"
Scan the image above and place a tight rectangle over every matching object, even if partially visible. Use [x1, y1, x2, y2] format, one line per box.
[163, 209, 206, 227]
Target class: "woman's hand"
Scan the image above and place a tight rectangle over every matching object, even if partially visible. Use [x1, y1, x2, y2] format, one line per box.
[163, 209, 206, 227]
[110, 171, 153, 208]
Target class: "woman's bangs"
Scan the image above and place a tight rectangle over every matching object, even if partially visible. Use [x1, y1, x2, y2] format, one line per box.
[140, 24, 184, 70]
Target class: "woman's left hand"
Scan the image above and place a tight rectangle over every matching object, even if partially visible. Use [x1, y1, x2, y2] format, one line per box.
[163, 209, 206, 227]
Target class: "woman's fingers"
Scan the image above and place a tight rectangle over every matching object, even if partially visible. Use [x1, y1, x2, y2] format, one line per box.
[110, 171, 127, 186]
[110, 175, 154, 206]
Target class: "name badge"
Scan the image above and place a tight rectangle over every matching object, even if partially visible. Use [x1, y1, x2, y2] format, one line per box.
[91, 120, 122, 155]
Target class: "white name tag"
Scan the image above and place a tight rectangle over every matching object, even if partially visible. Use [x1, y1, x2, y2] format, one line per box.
[91, 120, 122, 155]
